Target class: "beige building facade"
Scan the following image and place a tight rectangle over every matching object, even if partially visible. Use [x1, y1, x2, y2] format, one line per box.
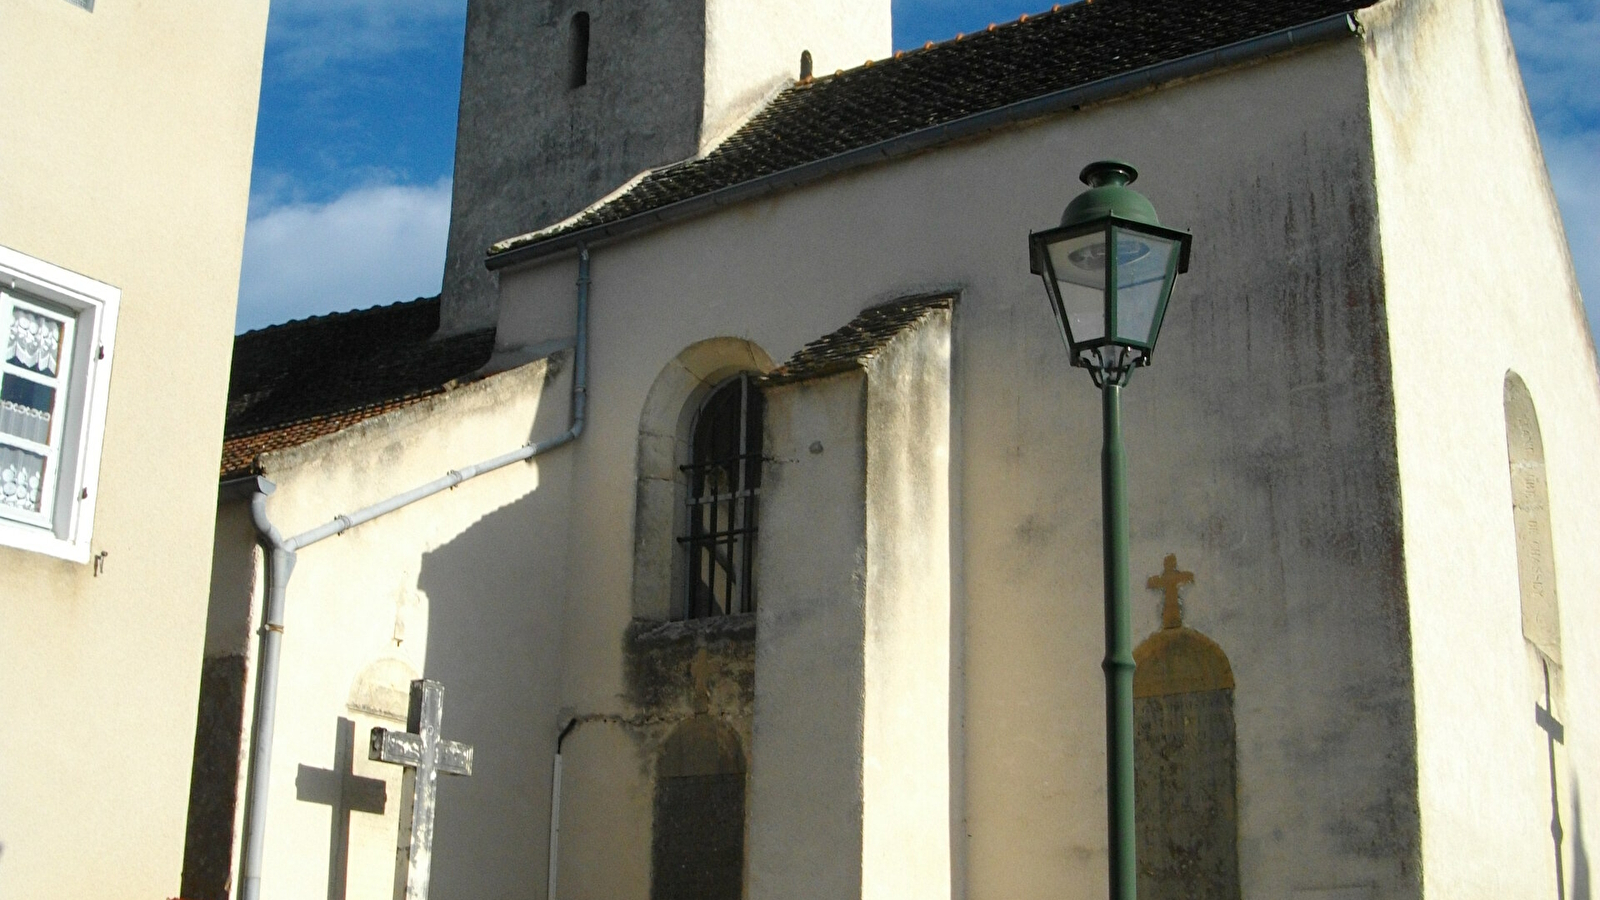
[201, 0, 1596, 899]
[0, 0, 269, 897]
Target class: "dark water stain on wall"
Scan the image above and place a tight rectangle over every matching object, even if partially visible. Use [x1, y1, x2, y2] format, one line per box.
[180, 654, 248, 900]
[623, 616, 755, 899]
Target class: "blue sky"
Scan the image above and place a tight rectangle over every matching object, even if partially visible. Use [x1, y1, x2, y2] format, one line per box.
[237, 0, 1600, 346]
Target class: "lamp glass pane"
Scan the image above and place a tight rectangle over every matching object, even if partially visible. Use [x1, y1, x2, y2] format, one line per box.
[1112, 227, 1180, 345]
[1045, 229, 1108, 344]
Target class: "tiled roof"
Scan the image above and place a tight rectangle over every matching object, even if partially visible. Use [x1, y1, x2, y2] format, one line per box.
[490, 0, 1371, 262]
[220, 297, 494, 477]
[763, 294, 954, 386]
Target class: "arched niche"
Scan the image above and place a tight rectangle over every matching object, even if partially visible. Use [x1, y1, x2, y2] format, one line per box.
[1504, 371, 1562, 664]
[633, 338, 773, 620]
[651, 717, 746, 900]
[1133, 619, 1240, 899]
[346, 657, 420, 723]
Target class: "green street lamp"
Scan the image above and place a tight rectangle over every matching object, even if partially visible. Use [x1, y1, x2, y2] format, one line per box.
[1029, 160, 1191, 900]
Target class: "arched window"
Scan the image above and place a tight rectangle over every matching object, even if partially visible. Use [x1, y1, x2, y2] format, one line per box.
[568, 12, 590, 89]
[680, 373, 762, 618]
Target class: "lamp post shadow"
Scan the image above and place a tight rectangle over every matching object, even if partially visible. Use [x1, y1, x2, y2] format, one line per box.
[1575, 783, 1592, 900]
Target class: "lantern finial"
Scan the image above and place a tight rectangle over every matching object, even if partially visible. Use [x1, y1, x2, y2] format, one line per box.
[1080, 160, 1138, 188]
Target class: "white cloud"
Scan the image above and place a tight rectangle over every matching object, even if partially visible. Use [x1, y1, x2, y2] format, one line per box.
[236, 180, 452, 333]
[265, 0, 465, 76]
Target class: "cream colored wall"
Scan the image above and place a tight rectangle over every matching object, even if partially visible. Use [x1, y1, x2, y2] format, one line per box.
[700, 0, 890, 150]
[751, 371, 871, 900]
[224, 358, 575, 900]
[860, 312, 952, 900]
[0, 0, 267, 896]
[738, 318, 953, 900]
[499, 37, 1421, 899]
[1363, 0, 1600, 895]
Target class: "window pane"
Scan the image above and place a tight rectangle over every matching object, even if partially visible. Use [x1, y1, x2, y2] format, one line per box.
[1113, 230, 1180, 345]
[0, 445, 46, 513]
[7, 305, 65, 376]
[1, 373, 55, 444]
[1045, 230, 1108, 343]
[683, 374, 762, 618]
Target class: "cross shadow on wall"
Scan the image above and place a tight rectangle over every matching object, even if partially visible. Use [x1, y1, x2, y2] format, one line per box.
[296, 717, 387, 900]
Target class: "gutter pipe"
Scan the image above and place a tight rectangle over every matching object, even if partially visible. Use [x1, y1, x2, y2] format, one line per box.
[236, 246, 591, 900]
[547, 717, 579, 900]
[486, 12, 1358, 271]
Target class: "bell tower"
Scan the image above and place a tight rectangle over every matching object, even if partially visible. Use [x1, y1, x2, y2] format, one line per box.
[439, 0, 892, 335]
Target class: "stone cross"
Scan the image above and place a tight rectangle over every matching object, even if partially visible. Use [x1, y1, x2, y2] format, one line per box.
[297, 717, 387, 900]
[1146, 553, 1195, 629]
[370, 679, 474, 900]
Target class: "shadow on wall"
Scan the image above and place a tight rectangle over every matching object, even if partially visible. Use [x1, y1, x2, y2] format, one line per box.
[295, 717, 387, 900]
[1576, 779, 1592, 900]
[412, 380, 575, 898]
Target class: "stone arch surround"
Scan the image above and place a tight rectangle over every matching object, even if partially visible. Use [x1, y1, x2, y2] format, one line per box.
[632, 338, 774, 620]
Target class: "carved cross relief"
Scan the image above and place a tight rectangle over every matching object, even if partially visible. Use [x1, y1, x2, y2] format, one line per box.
[1146, 553, 1195, 630]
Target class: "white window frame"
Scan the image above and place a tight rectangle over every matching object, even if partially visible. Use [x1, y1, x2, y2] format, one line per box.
[0, 244, 119, 562]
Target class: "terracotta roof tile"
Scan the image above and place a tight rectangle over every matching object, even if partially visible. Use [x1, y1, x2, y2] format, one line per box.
[220, 297, 494, 477]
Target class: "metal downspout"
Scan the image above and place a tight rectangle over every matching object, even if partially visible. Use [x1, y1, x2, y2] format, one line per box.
[238, 485, 294, 900]
[235, 246, 591, 900]
[547, 717, 579, 900]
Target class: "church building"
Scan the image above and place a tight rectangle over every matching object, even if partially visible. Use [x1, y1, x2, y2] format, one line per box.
[190, 0, 1598, 898]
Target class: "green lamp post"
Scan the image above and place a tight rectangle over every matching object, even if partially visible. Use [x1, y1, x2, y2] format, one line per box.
[1029, 160, 1191, 900]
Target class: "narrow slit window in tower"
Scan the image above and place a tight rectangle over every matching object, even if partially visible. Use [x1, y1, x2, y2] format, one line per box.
[569, 12, 590, 89]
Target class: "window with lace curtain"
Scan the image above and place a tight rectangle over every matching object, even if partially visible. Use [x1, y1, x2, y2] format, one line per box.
[1, 293, 76, 528]
[0, 244, 119, 561]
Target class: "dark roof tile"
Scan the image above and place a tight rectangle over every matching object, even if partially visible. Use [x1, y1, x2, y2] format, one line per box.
[492, 0, 1372, 259]
[221, 297, 494, 477]
[763, 294, 954, 386]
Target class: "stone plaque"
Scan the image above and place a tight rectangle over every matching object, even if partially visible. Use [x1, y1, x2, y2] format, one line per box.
[651, 717, 746, 900]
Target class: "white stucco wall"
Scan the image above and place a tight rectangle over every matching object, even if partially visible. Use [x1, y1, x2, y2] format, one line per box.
[1363, 0, 1600, 895]
[751, 371, 871, 900]
[213, 357, 577, 900]
[749, 310, 951, 900]
[497, 35, 1422, 900]
[0, 1, 267, 896]
[700, 0, 890, 150]
[860, 310, 953, 900]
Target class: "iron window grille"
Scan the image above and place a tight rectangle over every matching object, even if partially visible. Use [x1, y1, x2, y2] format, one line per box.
[678, 373, 762, 619]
